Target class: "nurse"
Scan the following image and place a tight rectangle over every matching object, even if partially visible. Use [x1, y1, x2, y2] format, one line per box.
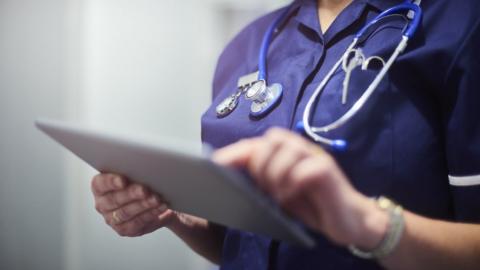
[90, 0, 480, 269]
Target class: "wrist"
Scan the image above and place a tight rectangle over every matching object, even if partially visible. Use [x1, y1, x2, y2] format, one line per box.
[349, 196, 405, 259]
[352, 197, 390, 250]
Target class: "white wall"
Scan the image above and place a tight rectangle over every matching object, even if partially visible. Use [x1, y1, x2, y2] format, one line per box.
[0, 0, 288, 269]
[0, 0, 68, 269]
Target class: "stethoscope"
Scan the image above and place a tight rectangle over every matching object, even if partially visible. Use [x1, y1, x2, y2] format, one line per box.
[216, 1, 422, 151]
[216, 6, 292, 118]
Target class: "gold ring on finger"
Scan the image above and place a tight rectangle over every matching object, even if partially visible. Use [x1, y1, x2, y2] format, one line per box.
[112, 211, 122, 224]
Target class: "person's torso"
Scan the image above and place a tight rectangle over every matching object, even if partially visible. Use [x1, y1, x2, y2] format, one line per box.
[200, 0, 480, 269]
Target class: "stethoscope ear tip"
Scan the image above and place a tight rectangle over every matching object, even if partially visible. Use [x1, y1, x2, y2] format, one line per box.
[295, 121, 348, 152]
[331, 140, 348, 152]
[295, 121, 306, 134]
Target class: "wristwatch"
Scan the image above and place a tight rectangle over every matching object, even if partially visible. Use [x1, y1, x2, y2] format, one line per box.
[349, 196, 405, 259]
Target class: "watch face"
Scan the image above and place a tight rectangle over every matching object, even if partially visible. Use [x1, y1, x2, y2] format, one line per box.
[216, 94, 239, 117]
[245, 81, 265, 100]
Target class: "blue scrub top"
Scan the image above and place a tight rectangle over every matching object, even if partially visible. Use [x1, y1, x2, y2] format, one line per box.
[201, 0, 480, 269]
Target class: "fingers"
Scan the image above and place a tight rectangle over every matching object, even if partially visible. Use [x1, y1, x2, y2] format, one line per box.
[106, 195, 164, 225]
[212, 138, 260, 168]
[277, 154, 345, 227]
[214, 128, 318, 194]
[157, 209, 177, 227]
[247, 136, 283, 191]
[91, 174, 127, 196]
[212, 127, 341, 204]
[90, 173, 177, 237]
[112, 205, 170, 237]
[278, 157, 326, 204]
[95, 184, 149, 213]
[262, 143, 308, 197]
[216, 129, 369, 245]
[212, 128, 295, 171]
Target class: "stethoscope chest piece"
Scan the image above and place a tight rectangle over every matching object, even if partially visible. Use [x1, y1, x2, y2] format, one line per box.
[216, 92, 240, 118]
[216, 82, 284, 118]
[249, 83, 283, 117]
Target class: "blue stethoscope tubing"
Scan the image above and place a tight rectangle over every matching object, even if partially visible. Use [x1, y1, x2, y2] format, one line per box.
[297, 2, 422, 151]
[244, 6, 293, 118]
[258, 6, 292, 82]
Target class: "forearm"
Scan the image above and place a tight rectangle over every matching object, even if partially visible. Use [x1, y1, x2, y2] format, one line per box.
[167, 213, 225, 265]
[379, 212, 480, 270]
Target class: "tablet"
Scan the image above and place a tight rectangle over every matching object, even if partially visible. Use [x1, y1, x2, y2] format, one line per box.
[36, 118, 315, 248]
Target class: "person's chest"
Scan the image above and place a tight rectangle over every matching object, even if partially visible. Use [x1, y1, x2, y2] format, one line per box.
[202, 0, 462, 219]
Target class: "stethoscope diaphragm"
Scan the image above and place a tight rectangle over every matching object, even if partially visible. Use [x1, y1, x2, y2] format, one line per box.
[250, 83, 283, 117]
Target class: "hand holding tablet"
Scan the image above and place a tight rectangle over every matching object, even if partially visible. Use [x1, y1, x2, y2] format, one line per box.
[36, 118, 315, 247]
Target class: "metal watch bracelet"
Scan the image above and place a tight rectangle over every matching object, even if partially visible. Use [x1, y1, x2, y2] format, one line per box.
[348, 196, 405, 259]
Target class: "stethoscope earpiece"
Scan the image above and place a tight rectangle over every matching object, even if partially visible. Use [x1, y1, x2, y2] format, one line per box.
[295, 121, 348, 152]
[294, 121, 306, 134]
[331, 139, 348, 152]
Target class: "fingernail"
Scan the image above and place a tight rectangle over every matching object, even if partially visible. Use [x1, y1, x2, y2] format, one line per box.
[158, 204, 168, 213]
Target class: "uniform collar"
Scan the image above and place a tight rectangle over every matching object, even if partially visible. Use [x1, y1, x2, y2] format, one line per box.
[292, 0, 368, 44]
[289, 0, 407, 44]
[291, 0, 408, 20]
[293, 0, 320, 37]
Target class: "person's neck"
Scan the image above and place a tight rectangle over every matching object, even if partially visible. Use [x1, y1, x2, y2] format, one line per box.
[317, 0, 353, 33]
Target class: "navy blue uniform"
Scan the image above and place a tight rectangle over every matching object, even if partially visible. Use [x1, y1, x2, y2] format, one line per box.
[201, 0, 480, 269]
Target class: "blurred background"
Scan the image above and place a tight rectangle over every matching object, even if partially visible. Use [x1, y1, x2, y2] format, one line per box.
[0, 0, 289, 269]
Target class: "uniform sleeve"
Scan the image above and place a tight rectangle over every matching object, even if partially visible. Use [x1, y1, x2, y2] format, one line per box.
[443, 19, 480, 222]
